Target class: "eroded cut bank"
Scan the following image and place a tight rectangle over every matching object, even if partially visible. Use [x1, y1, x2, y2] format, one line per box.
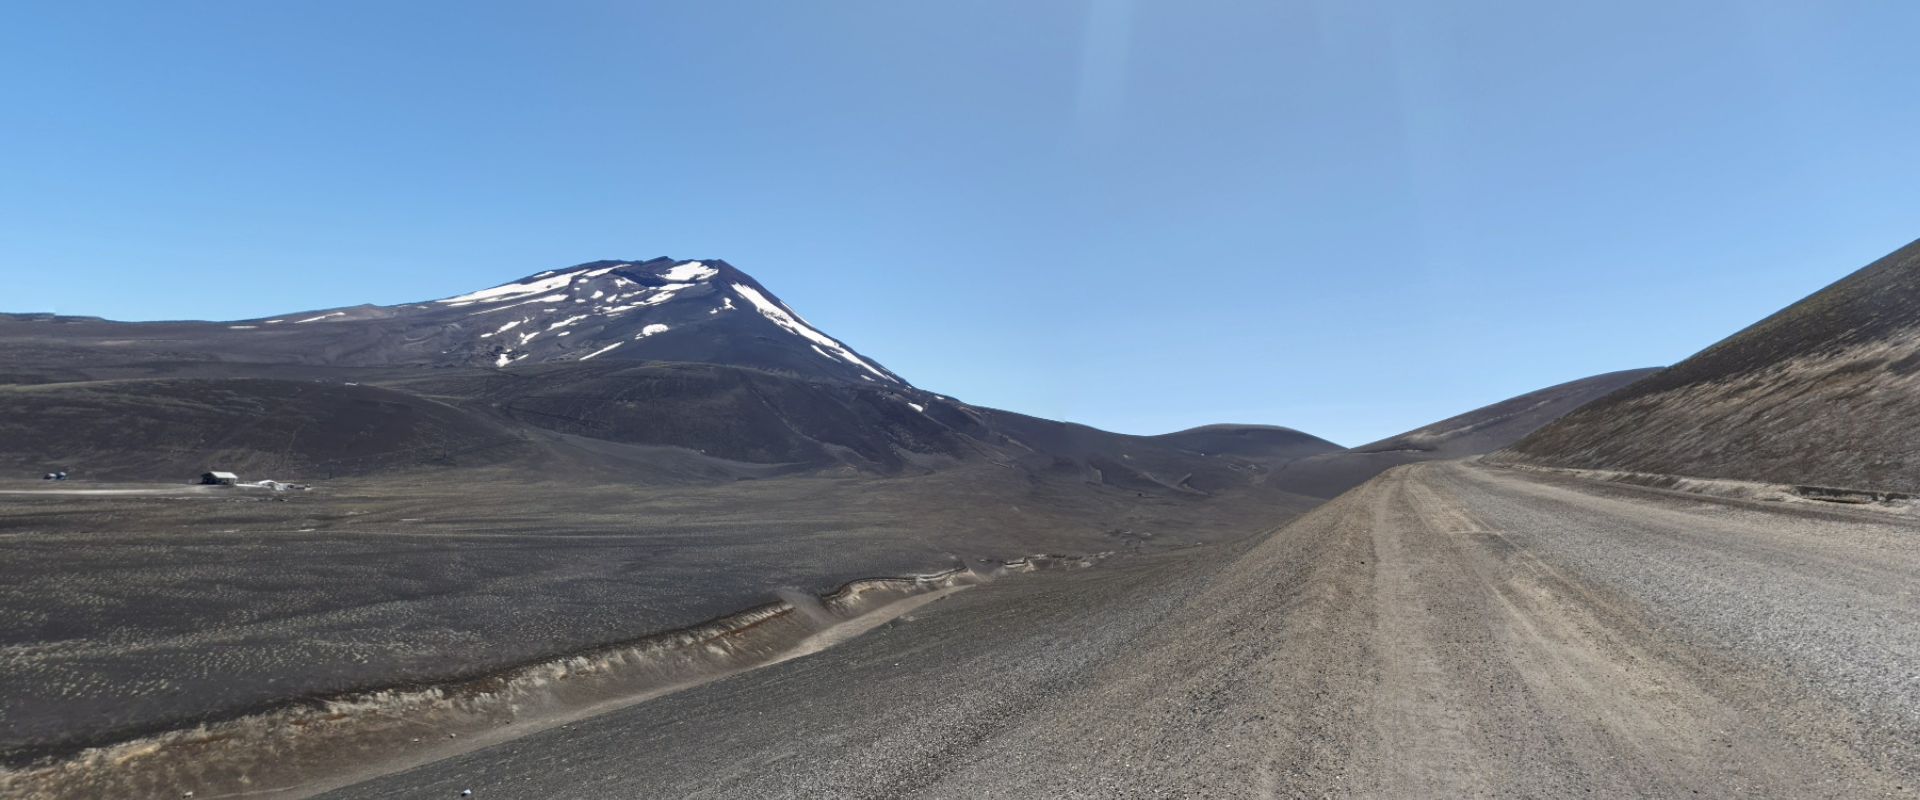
[0, 554, 1101, 800]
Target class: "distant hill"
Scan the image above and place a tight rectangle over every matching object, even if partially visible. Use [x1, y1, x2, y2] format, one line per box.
[1500, 238, 1920, 493]
[0, 254, 1659, 498]
[1352, 369, 1662, 458]
[0, 258, 905, 386]
[0, 359, 1292, 489]
[1269, 369, 1661, 499]
[0, 377, 527, 480]
[1150, 424, 1345, 462]
[0, 256, 1344, 490]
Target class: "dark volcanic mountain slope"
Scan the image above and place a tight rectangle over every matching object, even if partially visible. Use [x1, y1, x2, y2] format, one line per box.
[384, 362, 976, 473]
[0, 358, 1311, 489]
[1352, 368, 1661, 458]
[0, 254, 1368, 494]
[1270, 368, 1660, 499]
[0, 378, 526, 479]
[1500, 238, 1920, 492]
[0, 258, 905, 386]
[386, 362, 1290, 493]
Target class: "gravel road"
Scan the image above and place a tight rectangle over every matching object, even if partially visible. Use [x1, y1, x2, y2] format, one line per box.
[323, 461, 1920, 798]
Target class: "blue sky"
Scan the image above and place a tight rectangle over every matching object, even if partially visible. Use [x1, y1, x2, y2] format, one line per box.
[3, 1, 1918, 445]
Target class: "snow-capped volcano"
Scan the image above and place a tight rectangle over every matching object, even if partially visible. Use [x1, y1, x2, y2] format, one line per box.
[0, 257, 909, 385]
[382, 258, 905, 383]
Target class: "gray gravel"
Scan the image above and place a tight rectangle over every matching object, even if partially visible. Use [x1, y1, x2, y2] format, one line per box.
[324, 461, 1920, 798]
[0, 465, 1309, 760]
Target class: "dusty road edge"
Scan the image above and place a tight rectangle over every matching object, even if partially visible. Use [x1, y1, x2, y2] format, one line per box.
[0, 553, 1104, 800]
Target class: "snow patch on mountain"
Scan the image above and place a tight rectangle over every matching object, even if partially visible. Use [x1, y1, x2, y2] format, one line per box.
[482, 319, 526, 338]
[598, 284, 691, 316]
[646, 284, 692, 304]
[579, 341, 624, 360]
[439, 272, 579, 307]
[661, 261, 719, 282]
[732, 282, 898, 384]
[467, 293, 571, 316]
[229, 258, 904, 384]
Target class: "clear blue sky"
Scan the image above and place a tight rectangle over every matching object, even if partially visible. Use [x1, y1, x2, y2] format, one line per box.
[4, 1, 1918, 445]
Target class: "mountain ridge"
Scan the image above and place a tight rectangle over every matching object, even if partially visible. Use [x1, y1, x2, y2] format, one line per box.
[1499, 237, 1920, 493]
[0, 257, 907, 387]
[0, 254, 1660, 493]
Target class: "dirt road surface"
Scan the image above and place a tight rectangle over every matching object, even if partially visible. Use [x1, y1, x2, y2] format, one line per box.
[323, 461, 1920, 798]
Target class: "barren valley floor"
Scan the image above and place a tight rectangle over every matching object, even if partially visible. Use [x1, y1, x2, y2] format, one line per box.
[326, 462, 1920, 799]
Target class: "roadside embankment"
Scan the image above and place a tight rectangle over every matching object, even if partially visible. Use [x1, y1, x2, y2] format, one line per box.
[0, 553, 1100, 800]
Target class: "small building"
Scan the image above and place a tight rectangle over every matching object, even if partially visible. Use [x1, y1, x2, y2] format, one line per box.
[200, 471, 240, 486]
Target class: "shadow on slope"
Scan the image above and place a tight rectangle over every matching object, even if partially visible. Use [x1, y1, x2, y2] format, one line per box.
[0, 378, 527, 480]
[381, 362, 971, 474]
[0, 358, 1313, 498]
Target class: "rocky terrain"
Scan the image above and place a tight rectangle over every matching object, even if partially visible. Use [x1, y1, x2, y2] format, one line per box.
[0, 258, 1355, 774]
[313, 461, 1920, 800]
[18, 246, 1915, 800]
[1502, 238, 1920, 492]
[1250, 368, 1660, 500]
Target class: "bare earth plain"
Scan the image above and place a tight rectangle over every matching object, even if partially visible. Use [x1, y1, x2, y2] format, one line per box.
[318, 461, 1919, 799]
[0, 462, 1314, 769]
[6, 245, 1919, 797]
